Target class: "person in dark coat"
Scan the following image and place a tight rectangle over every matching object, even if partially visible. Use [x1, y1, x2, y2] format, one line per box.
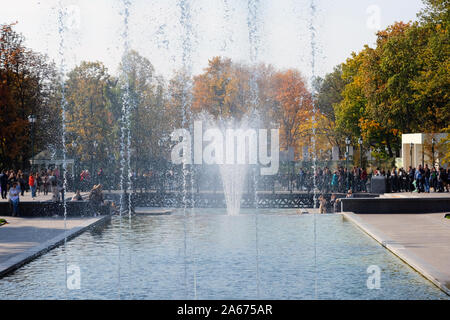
[0, 170, 8, 199]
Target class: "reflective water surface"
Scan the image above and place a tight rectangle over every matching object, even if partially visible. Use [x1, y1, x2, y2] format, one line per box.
[0, 209, 448, 300]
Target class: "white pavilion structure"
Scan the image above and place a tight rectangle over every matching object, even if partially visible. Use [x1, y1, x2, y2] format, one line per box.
[400, 133, 448, 169]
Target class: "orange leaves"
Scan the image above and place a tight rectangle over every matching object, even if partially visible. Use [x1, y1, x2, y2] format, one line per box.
[271, 69, 313, 155]
[191, 57, 314, 157]
[0, 23, 61, 168]
[192, 56, 249, 120]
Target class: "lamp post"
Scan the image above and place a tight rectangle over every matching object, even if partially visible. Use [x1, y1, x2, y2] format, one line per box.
[28, 115, 36, 169]
[345, 137, 351, 171]
[410, 143, 414, 168]
[358, 137, 363, 169]
[431, 137, 436, 169]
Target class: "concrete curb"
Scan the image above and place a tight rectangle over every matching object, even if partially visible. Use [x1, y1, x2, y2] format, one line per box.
[0, 215, 111, 278]
[341, 211, 450, 296]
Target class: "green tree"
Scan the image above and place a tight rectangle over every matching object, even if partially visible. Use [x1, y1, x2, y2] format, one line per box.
[334, 11, 449, 162]
[119, 50, 170, 169]
[65, 61, 116, 171]
[314, 65, 348, 155]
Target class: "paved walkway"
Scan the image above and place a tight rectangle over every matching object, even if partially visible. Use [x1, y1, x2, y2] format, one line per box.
[0, 215, 110, 277]
[342, 211, 450, 295]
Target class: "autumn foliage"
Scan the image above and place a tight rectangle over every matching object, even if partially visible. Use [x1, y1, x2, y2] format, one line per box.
[0, 23, 60, 169]
[192, 57, 314, 159]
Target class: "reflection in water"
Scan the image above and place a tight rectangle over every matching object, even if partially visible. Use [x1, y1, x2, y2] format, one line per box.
[0, 210, 448, 300]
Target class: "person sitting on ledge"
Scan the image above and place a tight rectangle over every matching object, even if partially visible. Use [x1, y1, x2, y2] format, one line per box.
[330, 193, 339, 213]
[346, 189, 353, 198]
[318, 194, 327, 214]
[71, 190, 83, 201]
[89, 184, 104, 215]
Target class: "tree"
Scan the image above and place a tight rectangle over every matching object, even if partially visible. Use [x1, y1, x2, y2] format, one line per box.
[271, 69, 313, 156]
[167, 69, 191, 130]
[119, 50, 169, 170]
[0, 23, 60, 169]
[333, 50, 368, 149]
[65, 61, 116, 170]
[418, 0, 450, 25]
[192, 56, 252, 121]
[314, 65, 349, 155]
[333, 13, 449, 163]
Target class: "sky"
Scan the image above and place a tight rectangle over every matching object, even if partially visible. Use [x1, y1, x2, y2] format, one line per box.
[1, 0, 425, 81]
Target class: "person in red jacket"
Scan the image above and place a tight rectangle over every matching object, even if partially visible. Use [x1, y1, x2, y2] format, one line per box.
[29, 173, 37, 199]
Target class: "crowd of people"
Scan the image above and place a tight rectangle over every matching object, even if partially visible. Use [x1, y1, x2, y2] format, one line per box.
[380, 165, 450, 193]
[0, 169, 68, 216]
[0, 168, 111, 216]
[1, 163, 449, 214]
[293, 165, 450, 194]
[0, 168, 64, 197]
[294, 167, 369, 193]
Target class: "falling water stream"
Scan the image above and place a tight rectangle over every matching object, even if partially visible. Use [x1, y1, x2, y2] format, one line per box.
[308, 0, 319, 300]
[178, 0, 197, 299]
[56, 1, 70, 298]
[247, 0, 261, 298]
[118, 0, 134, 299]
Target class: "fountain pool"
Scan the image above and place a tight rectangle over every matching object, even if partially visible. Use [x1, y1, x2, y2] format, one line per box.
[0, 210, 448, 300]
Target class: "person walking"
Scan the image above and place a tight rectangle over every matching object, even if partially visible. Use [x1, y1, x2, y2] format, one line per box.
[408, 166, 415, 192]
[360, 168, 368, 192]
[37, 172, 43, 195]
[58, 176, 65, 203]
[43, 173, 50, 195]
[424, 165, 431, 193]
[0, 170, 8, 199]
[415, 165, 424, 193]
[437, 168, 444, 192]
[331, 171, 339, 192]
[430, 167, 437, 192]
[18, 173, 26, 196]
[29, 173, 37, 199]
[49, 171, 59, 202]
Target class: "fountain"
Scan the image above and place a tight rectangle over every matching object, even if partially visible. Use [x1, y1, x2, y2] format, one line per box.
[2, 0, 449, 302]
[219, 163, 248, 216]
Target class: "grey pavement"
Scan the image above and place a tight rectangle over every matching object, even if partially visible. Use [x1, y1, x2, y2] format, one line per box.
[342, 211, 450, 295]
[0, 216, 109, 277]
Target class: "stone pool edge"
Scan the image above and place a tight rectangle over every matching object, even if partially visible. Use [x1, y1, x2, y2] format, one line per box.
[0, 215, 111, 279]
[340, 212, 450, 296]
